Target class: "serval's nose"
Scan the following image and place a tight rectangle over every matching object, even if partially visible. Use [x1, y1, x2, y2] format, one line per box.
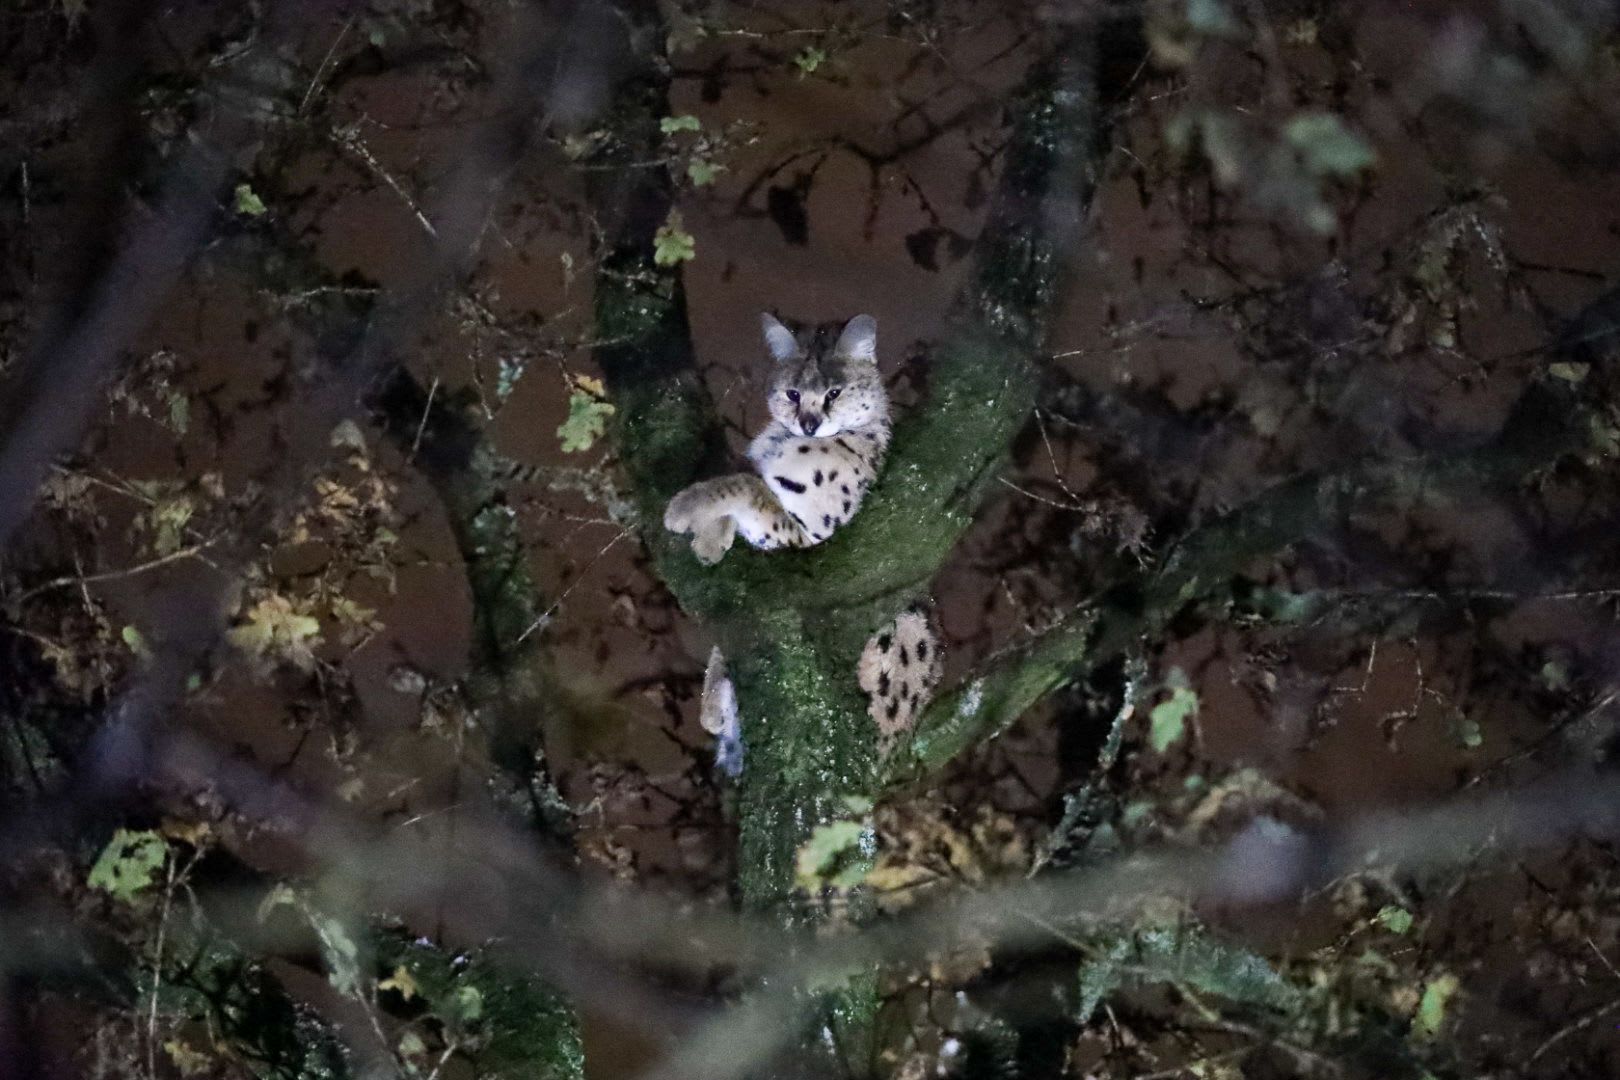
[799, 413, 822, 436]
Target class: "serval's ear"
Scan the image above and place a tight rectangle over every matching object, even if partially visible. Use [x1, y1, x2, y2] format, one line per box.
[834, 314, 877, 362]
[761, 313, 799, 362]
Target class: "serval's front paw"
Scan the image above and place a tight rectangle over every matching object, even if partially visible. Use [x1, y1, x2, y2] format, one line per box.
[663, 484, 707, 536]
[664, 482, 741, 566]
[666, 482, 738, 564]
[688, 515, 736, 565]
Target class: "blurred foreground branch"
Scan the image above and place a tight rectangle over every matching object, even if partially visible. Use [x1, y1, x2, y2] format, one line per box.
[897, 293, 1620, 787]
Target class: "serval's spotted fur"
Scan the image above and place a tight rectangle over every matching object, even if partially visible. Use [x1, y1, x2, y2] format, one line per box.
[667, 313, 939, 769]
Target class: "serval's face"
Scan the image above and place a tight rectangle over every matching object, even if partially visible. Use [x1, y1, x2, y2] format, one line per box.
[762, 313, 885, 438]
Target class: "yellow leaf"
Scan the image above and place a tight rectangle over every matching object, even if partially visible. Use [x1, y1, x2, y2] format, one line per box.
[571, 373, 607, 398]
[228, 593, 324, 671]
[256, 883, 300, 923]
[160, 817, 213, 848]
[163, 1039, 214, 1076]
[378, 964, 420, 1001]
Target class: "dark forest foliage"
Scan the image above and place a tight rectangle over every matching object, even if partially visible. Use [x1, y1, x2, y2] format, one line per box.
[5, 1, 1620, 1078]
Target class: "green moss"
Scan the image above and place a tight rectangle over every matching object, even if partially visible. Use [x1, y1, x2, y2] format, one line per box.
[730, 607, 877, 910]
[613, 368, 725, 515]
[896, 609, 1100, 789]
[966, 76, 1096, 343]
[378, 935, 585, 1080]
[821, 969, 883, 1075]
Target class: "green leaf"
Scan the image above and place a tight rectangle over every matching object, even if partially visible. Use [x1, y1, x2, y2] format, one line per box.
[1414, 972, 1460, 1038]
[1454, 714, 1483, 750]
[1077, 924, 1297, 1024]
[1076, 937, 1131, 1022]
[1248, 587, 1323, 623]
[795, 818, 871, 890]
[88, 829, 167, 902]
[1375, 905, 1414, 934]
[793, 45, 827, 74]
[146, 493, 195, 556]
[557, 390, 616, 453]
[233, 183, 267, 217]
[1121, 800, 1154, 827]
[228, 594, 324, 672]
[1141, 925, 1298, 1010]
[653, 212, 697, 267]
[686, 159, 723, 187]
[308, 908, 365, 999]
[446, 984, 484, 1025]
[1149, 683, 1198, 753]
[167, 392, 190, 435]
[122, 625, 152, 662]
[1283, 112, 1376, 177]
[660, 114, 702, 134]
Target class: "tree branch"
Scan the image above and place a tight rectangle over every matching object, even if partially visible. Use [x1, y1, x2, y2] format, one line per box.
[368, 369, 576, 838]
[603, 28, 1121, 625]
[893, 362, 1608, 788]
[579, 15, 1137, 926]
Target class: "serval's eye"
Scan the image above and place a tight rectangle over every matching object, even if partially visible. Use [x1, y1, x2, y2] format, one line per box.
[786, 389, 801, 404]
[825, 387, 842, 402]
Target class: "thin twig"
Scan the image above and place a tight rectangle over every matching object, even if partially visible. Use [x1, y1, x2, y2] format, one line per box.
[515, 529, 629, 645]
[1034, 408, 1085, 507]
[423, 1039, 461, 1080]
[332, 122, 440, 240]
[299, 15, 355, 116]
[1529, 997, 1620, 1065]
[146, 853, 179, 1080]
[997, 475, 1084, 512]
[1589, 937, 1620, 982]
[19, 543, 217, 603]
[410, 375, 440, 462]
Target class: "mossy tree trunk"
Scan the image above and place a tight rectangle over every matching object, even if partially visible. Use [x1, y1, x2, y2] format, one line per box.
[588, 20, 1114, 921]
